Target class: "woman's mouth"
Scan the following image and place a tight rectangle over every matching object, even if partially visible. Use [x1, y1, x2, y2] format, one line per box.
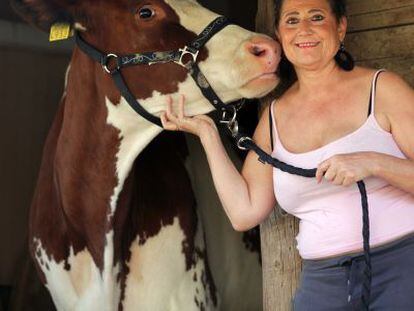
[295, 42, 320, 49]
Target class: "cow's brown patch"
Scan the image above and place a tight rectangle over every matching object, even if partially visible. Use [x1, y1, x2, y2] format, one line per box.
[29, 50, 121, 271]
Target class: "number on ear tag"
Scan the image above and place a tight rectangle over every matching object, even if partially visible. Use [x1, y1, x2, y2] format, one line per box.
[49, 23, 72, 42]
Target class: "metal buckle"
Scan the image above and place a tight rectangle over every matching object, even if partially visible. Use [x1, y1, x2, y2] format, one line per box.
[174, 46, 199, 68]
[102, 54, 120, 74]
[220, 106, 239, 137]
[237, 136, 253, 150]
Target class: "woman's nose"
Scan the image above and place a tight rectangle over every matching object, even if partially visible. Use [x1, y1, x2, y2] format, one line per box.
[297, 20, 314, 35]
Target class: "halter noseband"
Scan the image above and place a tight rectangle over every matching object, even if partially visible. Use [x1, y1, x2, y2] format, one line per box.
[75, 16, 234, 127]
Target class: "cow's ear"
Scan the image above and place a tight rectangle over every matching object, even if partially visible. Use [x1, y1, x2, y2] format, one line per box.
[10, 0, 73, 32]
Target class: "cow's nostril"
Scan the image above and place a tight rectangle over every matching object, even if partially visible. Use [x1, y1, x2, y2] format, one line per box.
[250, 45, 266, 57]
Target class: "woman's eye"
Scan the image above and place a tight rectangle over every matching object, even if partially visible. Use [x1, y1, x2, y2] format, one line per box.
[311, 14, 325, 21]
[138, 6, 155, 19]
[286, 17, 299, 25]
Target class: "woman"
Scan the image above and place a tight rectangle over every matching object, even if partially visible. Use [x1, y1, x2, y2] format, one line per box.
[161, 0, 414, 309]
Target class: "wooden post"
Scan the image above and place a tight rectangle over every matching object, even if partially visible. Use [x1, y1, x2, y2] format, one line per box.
[256, 1, 302, 310]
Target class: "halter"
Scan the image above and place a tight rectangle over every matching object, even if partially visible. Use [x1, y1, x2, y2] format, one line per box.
[75, 15, 372, 309]
[75, 16, 236, 127]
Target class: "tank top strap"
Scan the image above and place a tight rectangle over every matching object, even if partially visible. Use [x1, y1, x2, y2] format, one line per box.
[268, 100, 276, 151]
[368, 69, 386, 116]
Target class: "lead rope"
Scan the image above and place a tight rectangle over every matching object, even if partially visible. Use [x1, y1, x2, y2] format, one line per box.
[222, 109, 371, 310]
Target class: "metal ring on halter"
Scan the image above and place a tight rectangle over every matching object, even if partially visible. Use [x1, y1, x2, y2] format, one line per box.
[103, 54, 120, 74]
[174, 46, 200, 68]
[237, 136, 253, 150]
[220, 105, 237, 125]
[228, 119, 239, 137]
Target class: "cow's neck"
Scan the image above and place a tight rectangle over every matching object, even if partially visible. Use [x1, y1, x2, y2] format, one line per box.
[57, 48, 163, 229]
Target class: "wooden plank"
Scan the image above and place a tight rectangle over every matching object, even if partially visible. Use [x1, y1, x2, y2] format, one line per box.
[255, 0, 276, 37]
[346, 24, 414, 61]
[357, 56, 414, 86]
[347, 0, 414, 15]
[261, 211, 301, 311]
[348, 6, 414, 32]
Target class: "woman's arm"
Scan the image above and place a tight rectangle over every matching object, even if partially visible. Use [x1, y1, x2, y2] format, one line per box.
[372, 71, 414, 194]
[316, 72, 414, 194]
[161, 96, 276, 231]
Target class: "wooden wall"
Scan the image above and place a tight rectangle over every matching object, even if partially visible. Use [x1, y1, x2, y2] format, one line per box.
[346, 0, 414, 86]
[256, 1, 414, 310]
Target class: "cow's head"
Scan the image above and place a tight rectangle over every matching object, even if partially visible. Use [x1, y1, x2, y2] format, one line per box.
[12, 0, 281, 117]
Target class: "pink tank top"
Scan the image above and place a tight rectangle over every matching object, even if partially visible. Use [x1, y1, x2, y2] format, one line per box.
[271, 70, 414, 259]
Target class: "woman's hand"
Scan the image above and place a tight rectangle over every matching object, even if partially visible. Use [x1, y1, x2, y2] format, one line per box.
[160, 95, 218, 138]
[315, 152, 379, 186]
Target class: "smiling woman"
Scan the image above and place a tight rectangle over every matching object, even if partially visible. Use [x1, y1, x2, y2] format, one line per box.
[257, 0, 414, 310]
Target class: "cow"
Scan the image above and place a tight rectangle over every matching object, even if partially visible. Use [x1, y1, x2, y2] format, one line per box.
[11, 0, 281, 310]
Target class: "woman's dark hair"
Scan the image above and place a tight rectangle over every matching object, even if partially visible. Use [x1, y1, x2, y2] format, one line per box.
[274, 0, 354, 97]
[275, 0, 347, 26]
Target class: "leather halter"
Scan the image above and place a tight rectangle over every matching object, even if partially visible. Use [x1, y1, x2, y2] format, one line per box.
[75, 16, 234, 127]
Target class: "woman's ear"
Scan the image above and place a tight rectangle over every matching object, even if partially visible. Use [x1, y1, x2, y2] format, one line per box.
[338, 16, 348, 42]
[10, 0, 73, 32]
[275, 28, 281, 42]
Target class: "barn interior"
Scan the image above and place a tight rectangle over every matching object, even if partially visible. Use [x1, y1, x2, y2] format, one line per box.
[1, 0, 413, 310]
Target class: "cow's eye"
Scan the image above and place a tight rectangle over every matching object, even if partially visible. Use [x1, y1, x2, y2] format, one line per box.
[138, 6, 155, 19]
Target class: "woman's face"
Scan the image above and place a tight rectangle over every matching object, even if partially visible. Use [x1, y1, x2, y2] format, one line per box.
[276, 0, 347, 71]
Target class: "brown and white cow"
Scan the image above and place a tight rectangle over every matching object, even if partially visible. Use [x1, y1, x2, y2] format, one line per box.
[11, 0, 280, 309]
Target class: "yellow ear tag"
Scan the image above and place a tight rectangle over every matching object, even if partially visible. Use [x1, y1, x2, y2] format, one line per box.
[49, 23, 72, 42]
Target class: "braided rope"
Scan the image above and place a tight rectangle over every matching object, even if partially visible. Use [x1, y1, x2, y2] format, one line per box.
[357, 181, 371, 310]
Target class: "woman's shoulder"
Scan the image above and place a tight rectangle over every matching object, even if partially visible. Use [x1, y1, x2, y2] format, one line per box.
[374, 69, 414, 112]
[352, 66, 406, 86]
[346, 66, 379, 82]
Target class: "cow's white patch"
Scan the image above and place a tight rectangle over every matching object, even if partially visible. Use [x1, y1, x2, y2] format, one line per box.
[33, 232, 121, 311]
[105, 96, 162, 217]
[73, 22, 87, 32]
[123, 217, 218, 311]
[64, 65, 71, 90]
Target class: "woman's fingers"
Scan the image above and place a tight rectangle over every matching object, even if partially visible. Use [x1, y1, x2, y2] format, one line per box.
[178, 94, 185, 119]
[316, 161, 329, 183]
[161, 95, 217, 136]
[332, 172, 345, 186]
[165, 96, 181, 125]
[162, 96, 181, 131]
[160, 112, 178, 131]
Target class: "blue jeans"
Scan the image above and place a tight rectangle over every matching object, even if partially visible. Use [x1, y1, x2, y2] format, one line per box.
[293, 234, 414, 310]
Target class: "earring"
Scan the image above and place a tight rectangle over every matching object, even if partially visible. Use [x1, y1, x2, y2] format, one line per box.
[335, 41, 355, 71]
